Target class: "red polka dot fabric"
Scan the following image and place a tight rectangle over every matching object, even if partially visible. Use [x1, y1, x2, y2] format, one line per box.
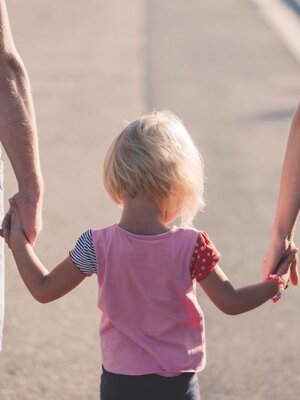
[190, 231, 221, 282]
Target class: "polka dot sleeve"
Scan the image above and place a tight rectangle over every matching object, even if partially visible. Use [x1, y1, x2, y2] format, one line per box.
[190, 231, 221, 282]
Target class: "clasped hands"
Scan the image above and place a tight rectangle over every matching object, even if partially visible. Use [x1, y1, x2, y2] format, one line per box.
[0, 192, 42, 246]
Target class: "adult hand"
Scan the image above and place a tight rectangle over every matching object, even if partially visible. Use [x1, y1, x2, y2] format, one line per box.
[1, 190, 42, 246]
[274, 244, 298, 286]
[263, 237, 299, 285]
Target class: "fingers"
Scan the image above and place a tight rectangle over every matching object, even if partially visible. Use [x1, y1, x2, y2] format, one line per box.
[290, 253, 299, 286]
[275, 248, 298, 277]
[262, 245, 287, 280]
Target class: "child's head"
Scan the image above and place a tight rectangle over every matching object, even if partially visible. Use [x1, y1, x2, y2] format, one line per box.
[103, 111, 205, 225]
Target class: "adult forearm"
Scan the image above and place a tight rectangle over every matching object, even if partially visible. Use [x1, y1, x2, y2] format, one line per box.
[0, 0, 15, 54]
[0, 61, 43, 196]
[272, 114, 300, 242]
[0, 0, 43, 197]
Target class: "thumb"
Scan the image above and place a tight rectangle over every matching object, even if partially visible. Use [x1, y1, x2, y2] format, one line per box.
[290, 255, 299, 286]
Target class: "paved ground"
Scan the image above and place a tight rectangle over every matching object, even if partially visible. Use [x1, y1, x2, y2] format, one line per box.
[0, 1, 300, 399]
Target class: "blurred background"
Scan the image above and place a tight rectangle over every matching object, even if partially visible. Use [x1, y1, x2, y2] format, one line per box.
[0, 0, 299, 399]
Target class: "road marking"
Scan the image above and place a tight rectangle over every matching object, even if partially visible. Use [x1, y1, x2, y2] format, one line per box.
[253, 0, 300, 64]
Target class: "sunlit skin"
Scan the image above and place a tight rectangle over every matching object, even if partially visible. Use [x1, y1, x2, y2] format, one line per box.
[119, 194, 181, 235]
[8, 196, 296, 315]
[263, 101, 300, 285]
[0, 0, 44, 245]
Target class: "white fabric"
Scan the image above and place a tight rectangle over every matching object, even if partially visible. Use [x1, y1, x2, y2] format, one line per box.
[0, 161, 4, 351]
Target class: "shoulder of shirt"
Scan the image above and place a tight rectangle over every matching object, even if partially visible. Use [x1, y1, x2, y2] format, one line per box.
[90, 224, 116, 235]
[89, 225, 119, 244]
[175, 225, 198, 232]
[173, 225, 200, 235]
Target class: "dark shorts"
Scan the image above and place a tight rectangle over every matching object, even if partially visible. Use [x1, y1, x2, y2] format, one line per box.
[100, 366, 200, 400]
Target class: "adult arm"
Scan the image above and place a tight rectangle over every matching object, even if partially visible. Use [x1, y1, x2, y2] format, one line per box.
[0, 0, 43, 244]
[263, 101, 300, 284]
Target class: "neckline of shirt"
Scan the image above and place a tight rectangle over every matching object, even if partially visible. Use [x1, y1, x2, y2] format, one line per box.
[114, 224, 178, 239]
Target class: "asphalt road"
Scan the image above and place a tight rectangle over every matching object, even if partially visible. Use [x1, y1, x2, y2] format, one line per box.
[0, 1, 299, 399]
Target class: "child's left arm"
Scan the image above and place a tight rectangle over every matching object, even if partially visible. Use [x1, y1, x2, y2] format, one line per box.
[9, 201, 86, 303]
[199, 251, 295, 315]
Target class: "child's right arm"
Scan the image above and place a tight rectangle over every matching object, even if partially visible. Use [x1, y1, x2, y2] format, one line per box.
[200, 252, 295, 315]
[9, 201, 86, 303]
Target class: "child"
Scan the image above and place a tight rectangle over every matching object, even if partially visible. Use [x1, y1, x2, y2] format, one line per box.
[7, 111, 295, 400]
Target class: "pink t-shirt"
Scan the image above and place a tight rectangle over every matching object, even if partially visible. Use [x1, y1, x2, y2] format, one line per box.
[90, 224, 220, 377]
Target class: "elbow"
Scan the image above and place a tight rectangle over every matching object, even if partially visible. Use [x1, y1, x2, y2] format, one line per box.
[217, 298, 241, 316]
[32, 285, 51, 304]
[219, 305, 239, 316]
[219, 300, 253, 316]
[36, 296, 49, 304]
[221, 307, 241, 316]
[33, 276, 54, 304]
[32, 291, 48, 304]
[34, 291, 53, 304]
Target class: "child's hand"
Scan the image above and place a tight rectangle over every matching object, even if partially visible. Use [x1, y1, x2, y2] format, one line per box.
[7, 199, 28, 249]
[274, 245, 298, 287]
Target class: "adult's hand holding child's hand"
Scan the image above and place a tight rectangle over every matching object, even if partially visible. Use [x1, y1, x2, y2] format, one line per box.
[263, 239, 299, 286]
[273, 245, 298, 288]
[0, 191, 42, 246]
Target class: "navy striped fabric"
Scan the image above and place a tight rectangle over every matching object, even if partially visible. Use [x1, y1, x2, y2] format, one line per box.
[70, 230, 97, 276]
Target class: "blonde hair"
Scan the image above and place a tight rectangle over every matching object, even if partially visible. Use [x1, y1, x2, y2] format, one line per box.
[103, 111, 205, 226]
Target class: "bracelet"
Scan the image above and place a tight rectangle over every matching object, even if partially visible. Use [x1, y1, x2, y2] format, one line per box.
[266, 274, 285, 303]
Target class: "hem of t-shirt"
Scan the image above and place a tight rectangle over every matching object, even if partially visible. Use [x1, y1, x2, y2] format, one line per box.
[102, 364, 205, 377]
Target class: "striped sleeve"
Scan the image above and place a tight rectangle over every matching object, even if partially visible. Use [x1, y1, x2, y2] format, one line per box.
[69, 230, 97, 276]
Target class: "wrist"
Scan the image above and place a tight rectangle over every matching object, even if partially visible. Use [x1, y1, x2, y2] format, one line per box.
[266, 274, 286, 303]
[10, 234, 30, 254]
[271, 220, 295, 246]
[270, 229, 293, 254]
[18, 176, 44, 202]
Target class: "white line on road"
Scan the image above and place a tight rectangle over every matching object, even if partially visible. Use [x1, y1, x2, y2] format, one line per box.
[253, 0, 300, 64]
